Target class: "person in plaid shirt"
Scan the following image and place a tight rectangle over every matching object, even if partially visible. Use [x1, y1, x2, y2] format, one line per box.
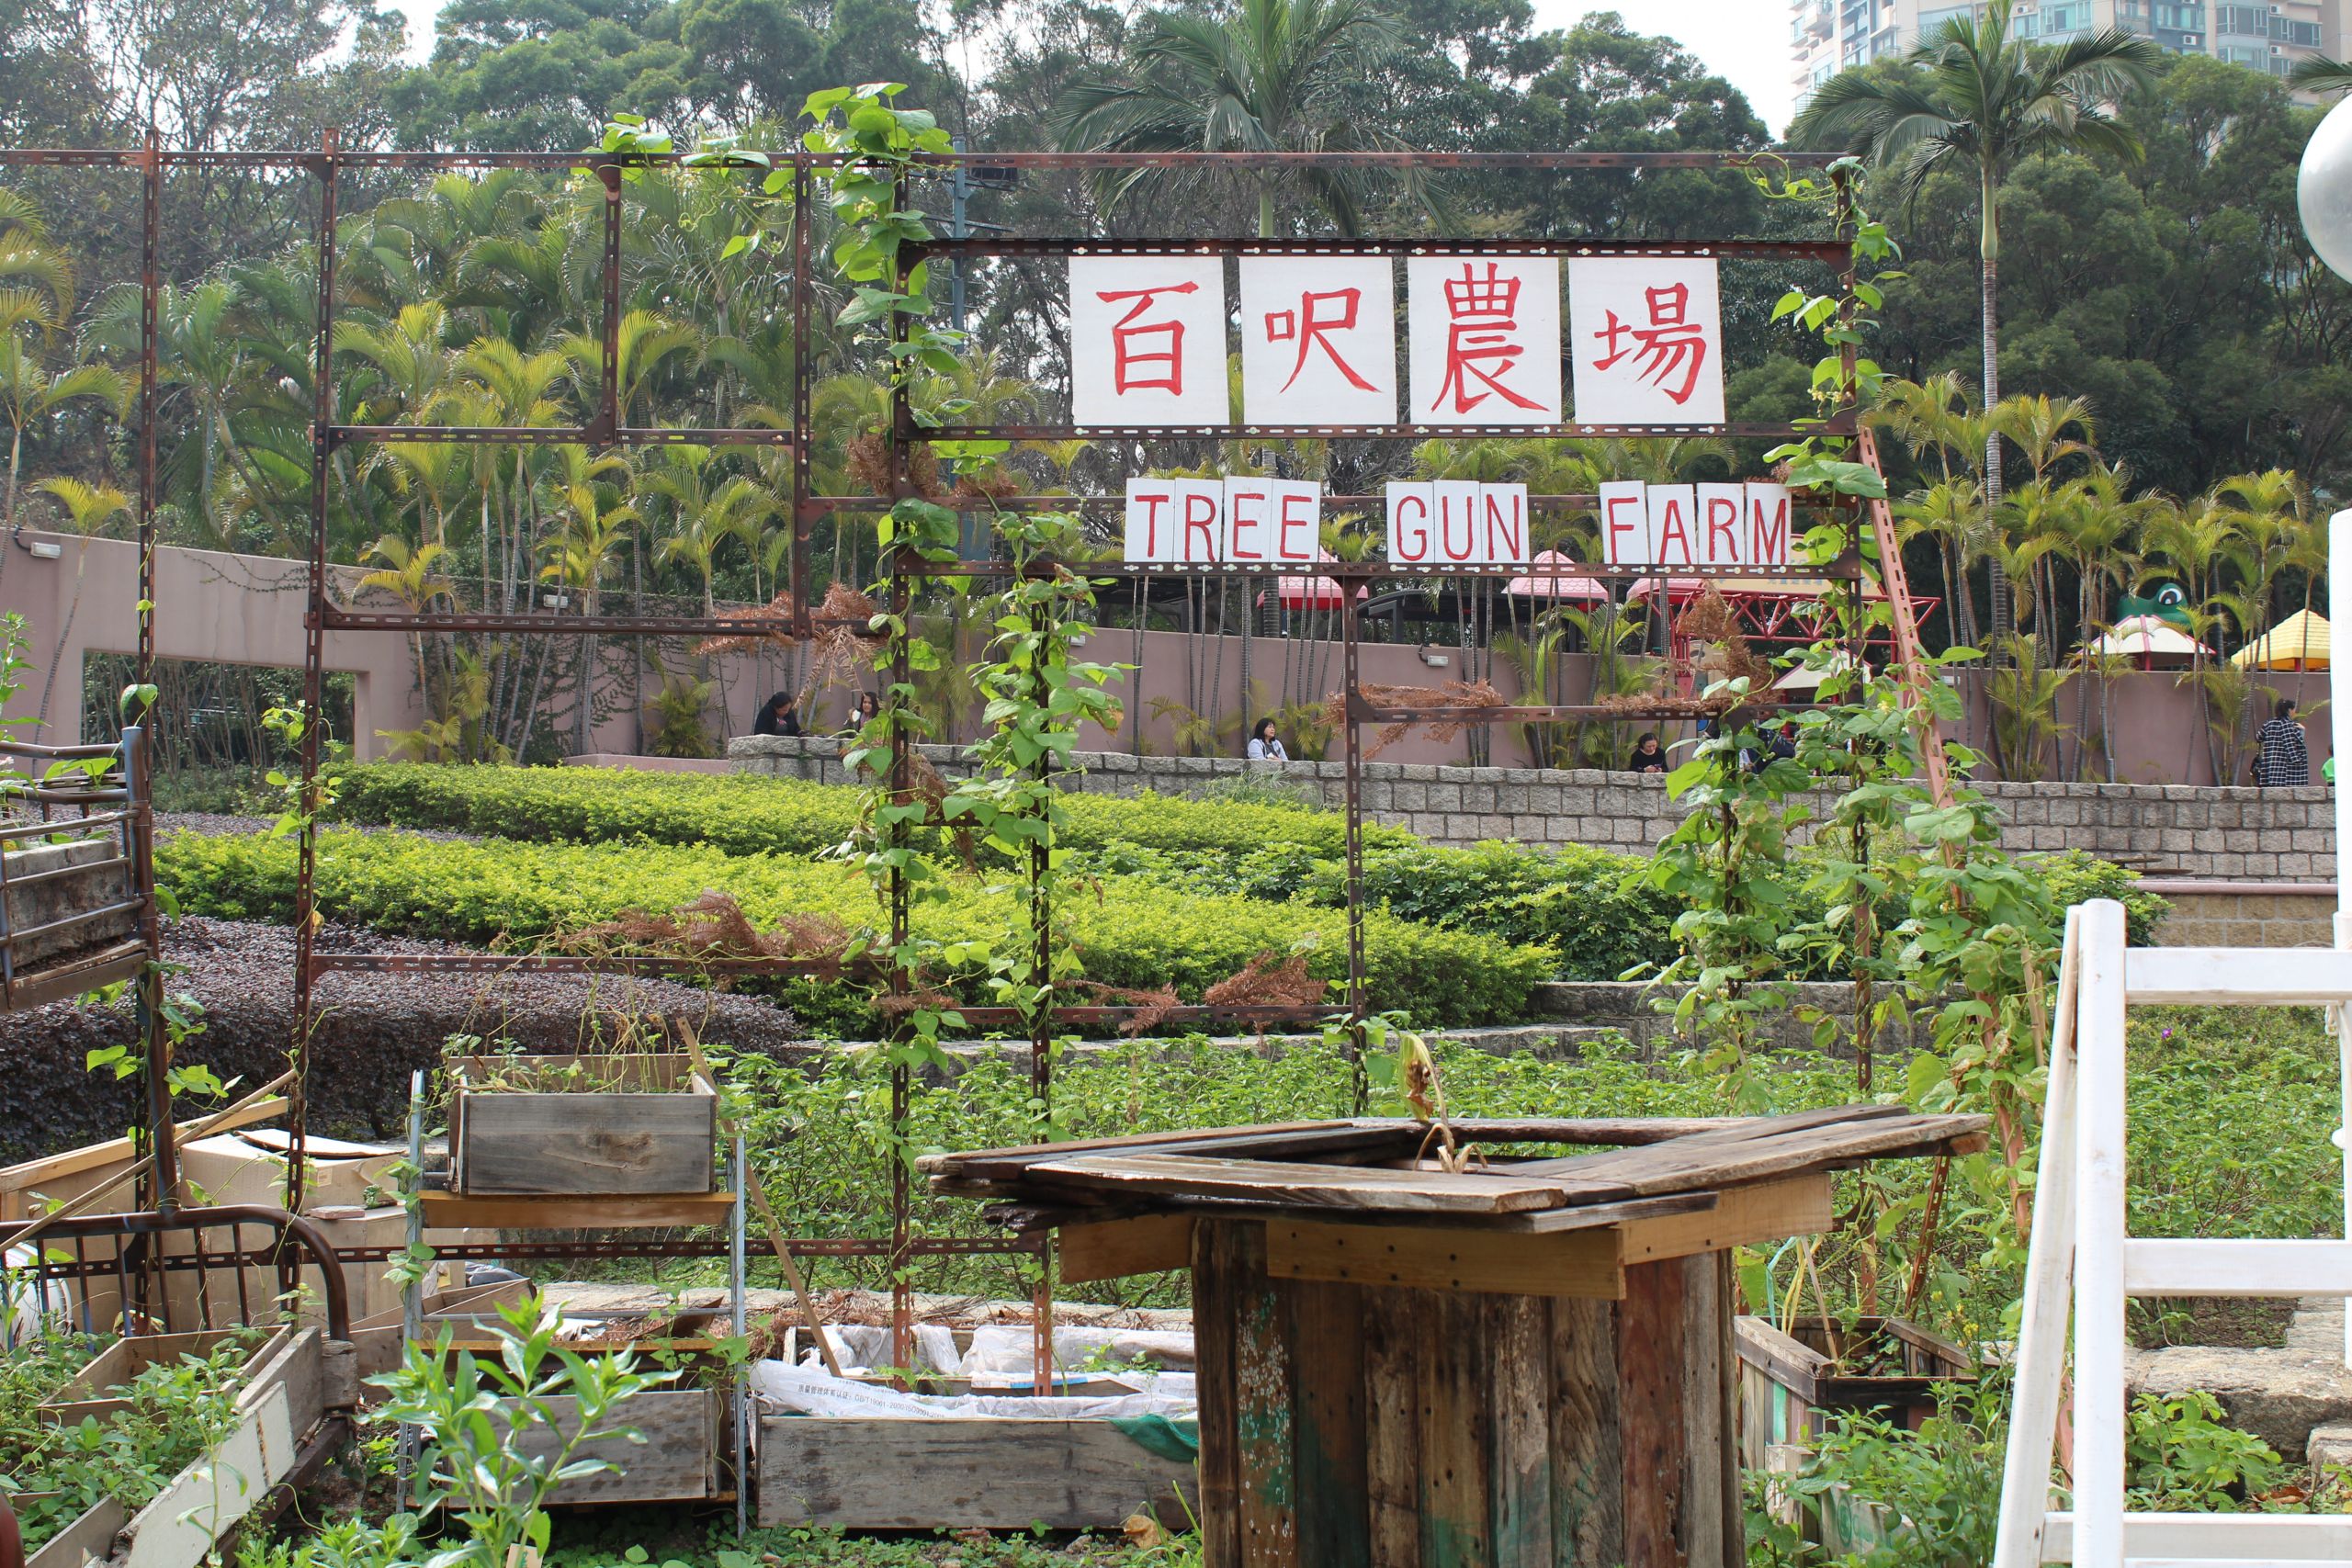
[2253, 698, 2311, 787]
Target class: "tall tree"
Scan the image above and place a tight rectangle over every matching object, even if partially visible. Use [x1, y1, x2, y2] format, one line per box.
[1053, 0, 1430, 237]
[1790, 0, 2159, 638]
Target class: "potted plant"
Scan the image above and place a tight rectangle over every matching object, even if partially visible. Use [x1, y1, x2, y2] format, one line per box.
[446, 1044, 718, 1197]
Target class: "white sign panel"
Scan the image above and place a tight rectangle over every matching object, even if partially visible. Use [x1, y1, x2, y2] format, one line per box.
[1567, 258, 1725, 425]
[1069, 257, 1227, 427]
[1122, 478, 1320, 564]
[1239, 257, 1396, 425]
[1597, 480, 1798, 569]
[1383, 481, 1531, 566]
[1406, 255, 1562, 426]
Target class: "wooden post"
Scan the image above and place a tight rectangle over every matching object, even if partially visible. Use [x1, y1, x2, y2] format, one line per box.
[1190, 1218, 1738, 1568]
[2070, 899, 2131, 1568]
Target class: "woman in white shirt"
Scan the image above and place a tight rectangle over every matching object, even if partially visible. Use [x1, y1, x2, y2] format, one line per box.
[1246, 718, 1289, 761]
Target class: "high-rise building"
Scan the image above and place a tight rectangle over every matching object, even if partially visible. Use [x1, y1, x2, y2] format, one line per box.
[1791, 0, 2347, 109]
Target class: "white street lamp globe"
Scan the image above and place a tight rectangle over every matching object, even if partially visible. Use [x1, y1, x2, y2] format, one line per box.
[2300, 96, 2352, 282]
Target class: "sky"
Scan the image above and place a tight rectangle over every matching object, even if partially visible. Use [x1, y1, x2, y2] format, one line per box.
[384, 0, 1800, 136]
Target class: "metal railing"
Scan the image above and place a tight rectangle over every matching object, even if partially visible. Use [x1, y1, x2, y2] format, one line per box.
[0, 727, 152, 1012]
[1, 1202, 350, 1343]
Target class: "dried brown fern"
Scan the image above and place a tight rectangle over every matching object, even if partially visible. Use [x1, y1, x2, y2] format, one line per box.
[1202, 950, 1329, 1010]
[1324, 679, 1508, 758]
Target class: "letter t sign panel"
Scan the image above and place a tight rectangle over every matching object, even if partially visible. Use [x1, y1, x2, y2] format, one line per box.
[1068, 256, 1228, 426]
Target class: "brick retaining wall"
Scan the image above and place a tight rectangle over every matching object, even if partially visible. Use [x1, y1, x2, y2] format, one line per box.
[728, 735, 2335, 881]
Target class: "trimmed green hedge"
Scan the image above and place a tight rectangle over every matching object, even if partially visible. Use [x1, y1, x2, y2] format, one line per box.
[324, 762, 1411, 860]
[158, 828, 1554, 1032]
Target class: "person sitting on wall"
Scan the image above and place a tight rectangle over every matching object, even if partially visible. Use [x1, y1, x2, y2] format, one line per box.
[752, 691, 801, 738]
[2253, 697, 2312, 787]
[1246, 717, 1290, 762]
[1628, 732, 1668, 774]
[842, 691, 881, 734]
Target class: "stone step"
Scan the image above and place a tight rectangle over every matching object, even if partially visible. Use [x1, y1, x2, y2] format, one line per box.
[2126, 1297, 2352, 1464]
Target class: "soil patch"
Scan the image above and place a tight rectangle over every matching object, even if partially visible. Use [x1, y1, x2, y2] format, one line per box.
[0, 915, 801, 1167]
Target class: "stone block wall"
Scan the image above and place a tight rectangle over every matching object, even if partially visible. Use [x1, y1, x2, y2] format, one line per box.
[2145, 887, 2335, 948]
[728, 735, 2335, 881]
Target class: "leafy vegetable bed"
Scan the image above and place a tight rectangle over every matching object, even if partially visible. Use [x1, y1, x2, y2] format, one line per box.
[159, 829, 1555, 1031]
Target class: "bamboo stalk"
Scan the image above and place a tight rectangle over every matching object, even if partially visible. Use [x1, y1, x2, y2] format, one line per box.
[675, 1021, 843, 1379]
[2, 1070, 296, 1253]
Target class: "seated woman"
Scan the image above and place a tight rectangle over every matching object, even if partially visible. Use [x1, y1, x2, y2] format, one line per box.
[751, 691, 801, 737]
[1246, 717, 1290, 762]
[1628, 732, 1668, 774]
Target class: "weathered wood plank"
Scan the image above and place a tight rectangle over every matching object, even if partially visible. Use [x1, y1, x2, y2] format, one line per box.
[1059, 1213, 1194, 1284]
[1678, 1255, 1729, 1568]
[24, 1499, 125, 1568]
[118, 1328, 319, 1568]
[1287, 1277, 1368, 1568]
[1487, 1294, 1553, 1568]
[753, 1417, 1194, 1529]
[1619, 1260, 1688, 1568]
[1194, 1219, 1246, 1568]
[1024, 1154, 1578, 1213]
[1363, 1287, 1421, 1568]
[1548, 1295, 1622, 1567]
[1417, 1289, 1491, 1568]
[1616, 1177, 1832, 1263]
[38, 1328, 264, 1427]
[1231, 1223, 1298, 1568]
[1508, 1111, 1987, 1198]
[921, 1122, 1411, 1179]
[508, 1389, 716, 1503]
[1266, 1220, 1622, 1299]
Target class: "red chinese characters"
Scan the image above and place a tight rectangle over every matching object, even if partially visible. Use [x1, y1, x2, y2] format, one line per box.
[1567, 257, 1725, 425]
[1069, 257, 1227, 426]
[1406, 255, 1561, 427]
[1238, 256, 1396, 425]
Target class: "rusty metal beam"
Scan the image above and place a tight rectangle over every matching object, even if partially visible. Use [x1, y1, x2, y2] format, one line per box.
[914, 235, 1849, 262]
[918, 417, 1851, 442]
[328, 424, 793, 447]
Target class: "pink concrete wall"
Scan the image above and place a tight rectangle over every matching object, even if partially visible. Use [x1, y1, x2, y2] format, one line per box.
[1, 528, 2324, 784]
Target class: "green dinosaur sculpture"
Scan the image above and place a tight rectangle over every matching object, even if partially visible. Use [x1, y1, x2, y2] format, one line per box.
[2116, 582, 2191, 628]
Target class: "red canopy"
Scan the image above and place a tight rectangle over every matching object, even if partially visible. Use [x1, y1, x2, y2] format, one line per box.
[1504, 551, 1610, 604]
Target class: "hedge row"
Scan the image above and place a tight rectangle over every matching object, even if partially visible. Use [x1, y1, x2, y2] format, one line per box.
[324, 762, 1409, 861]
[158, 828, 1554, 1032]
[1078, 839, 2168, 979]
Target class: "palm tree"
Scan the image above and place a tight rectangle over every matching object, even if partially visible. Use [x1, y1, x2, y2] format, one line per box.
[2289, 57, 2352, 95]
[1053, 0, 1431, 237]
[1792, 0, 2160, 637]
[0, 338, 127, 541]
[1874, 371, 1993, 648]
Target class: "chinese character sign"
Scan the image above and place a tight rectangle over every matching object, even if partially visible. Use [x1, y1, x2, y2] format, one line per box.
[1567, 258, 1725, 425]
[1069, 257, 1227, 426]
[1599, 480, 1793, 568]
[1384, 481, 1530, 565]
[1238, 257, 1396, 425]
[1406, 255, 1562, 426]
[1124, 478, 1322, 563]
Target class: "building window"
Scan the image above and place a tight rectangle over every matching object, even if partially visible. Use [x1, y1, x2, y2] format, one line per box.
[2275, 18, 2323, 44]
[2154, 1, 2205, 27]
[2215, 3, 2266, 33]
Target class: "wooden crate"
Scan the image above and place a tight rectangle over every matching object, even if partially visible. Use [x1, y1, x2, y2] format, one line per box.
[111, 1328, 330, 1568]
[22, 1498, 125, 1568]
[37, 1327, 283, 1427]
[756, 1416, 1194, 1529]
[1734, 1314, 1977, 1472]
[503, 1388, 721, 1504]
[450, 1054, 716, 1197]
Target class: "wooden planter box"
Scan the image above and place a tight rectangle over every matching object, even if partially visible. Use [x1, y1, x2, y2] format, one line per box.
[449, 1054, 717, 1197]
[0, 837, 143, 1010]
[756, 1416, 1193, 1529]
[21, 1496, 125, 1568]
[505, 1388, 723, 1504]
[1734, 1314, 1977, 1472]
[37, 1327, 283, 1428]
[22, 1328, 332, 1568]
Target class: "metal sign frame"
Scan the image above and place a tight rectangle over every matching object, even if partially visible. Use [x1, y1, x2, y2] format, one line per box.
[0, 136, 1950, 1374]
